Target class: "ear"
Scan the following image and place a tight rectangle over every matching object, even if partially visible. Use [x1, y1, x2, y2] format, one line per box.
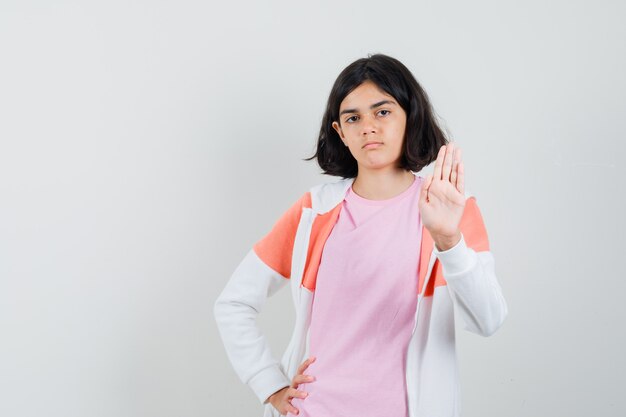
[332, 121, 344, 140]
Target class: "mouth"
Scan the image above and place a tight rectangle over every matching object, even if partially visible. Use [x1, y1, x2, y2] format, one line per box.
[362, 142, 383, 149]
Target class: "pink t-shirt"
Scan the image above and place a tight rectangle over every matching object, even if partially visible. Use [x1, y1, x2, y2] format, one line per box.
[288, 175, 423, 417]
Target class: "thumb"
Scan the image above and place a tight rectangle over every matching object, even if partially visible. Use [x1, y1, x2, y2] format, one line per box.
[420, 174, 433, 202]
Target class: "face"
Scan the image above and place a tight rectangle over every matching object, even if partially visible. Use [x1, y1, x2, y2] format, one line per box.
[332, 80, 407, 172]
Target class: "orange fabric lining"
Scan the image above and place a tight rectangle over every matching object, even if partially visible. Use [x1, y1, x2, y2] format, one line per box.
[252, 192, 312, 279]
[301, 204, 343, 291]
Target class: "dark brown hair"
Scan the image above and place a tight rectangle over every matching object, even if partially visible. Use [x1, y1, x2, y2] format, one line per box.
[304, 53, 449, 178]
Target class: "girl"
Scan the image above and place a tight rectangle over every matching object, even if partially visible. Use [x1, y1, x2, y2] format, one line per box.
[214, 53, 508, 417]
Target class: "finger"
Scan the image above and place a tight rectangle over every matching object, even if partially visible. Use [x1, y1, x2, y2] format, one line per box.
[457, 160, 465, 195]
[285, 400, 299, 416]
[293, 373, 316, 385]
[450, 146, 460, 188]
[442, 142, 454, 182]
[296, 356, 316, 377]
[420, 174, 433, 203]
[288, 387, 309, 400]
[432, 145, 446, 181]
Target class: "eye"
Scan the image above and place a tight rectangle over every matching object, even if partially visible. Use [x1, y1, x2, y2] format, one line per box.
[378, 109, 390, 116]
[346, 115, 358, 123]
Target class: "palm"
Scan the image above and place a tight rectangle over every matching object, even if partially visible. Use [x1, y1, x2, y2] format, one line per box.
[419, 144, 466, 238]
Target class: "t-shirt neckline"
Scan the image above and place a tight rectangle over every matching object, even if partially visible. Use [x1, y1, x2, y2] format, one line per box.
[347, 175, 419, 206]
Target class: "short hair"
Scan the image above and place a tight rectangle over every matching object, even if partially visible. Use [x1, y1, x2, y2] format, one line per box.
[304, 53, 450, 179]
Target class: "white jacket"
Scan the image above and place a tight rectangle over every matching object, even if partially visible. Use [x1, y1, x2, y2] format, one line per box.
[214, 172, 508, 417]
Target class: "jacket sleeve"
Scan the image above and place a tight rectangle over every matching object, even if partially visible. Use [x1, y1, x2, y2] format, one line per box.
[213, 192, 310, 404]
[433, 197, 508, 337]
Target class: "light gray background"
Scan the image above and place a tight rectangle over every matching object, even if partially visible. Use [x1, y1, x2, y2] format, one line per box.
[1, 0, 624, 416]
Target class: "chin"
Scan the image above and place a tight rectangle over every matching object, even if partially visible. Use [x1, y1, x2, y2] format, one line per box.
[359, 160, 394, 170]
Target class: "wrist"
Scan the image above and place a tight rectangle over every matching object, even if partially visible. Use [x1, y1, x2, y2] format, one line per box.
[268, 386, 288, 402]
[433, 230, 462, 251]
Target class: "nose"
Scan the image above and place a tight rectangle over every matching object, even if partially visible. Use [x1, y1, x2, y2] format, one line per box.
[361, 114, 378, 135]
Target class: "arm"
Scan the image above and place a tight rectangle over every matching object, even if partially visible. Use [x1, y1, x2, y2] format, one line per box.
[213, 192, 310, 403]
[419, 143, 507, 337]
[433, 199, 508, 337]
[213, 249, 292, 403]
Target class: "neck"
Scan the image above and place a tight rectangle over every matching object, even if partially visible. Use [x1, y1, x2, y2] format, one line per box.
[351, 168, 415, 200]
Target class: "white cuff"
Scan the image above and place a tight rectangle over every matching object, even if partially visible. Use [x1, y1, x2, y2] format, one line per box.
[433, 233, 474, 277]
[248, 364, 291, 404]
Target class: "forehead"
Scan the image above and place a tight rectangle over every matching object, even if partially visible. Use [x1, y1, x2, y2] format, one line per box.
[340, 81, 395, 109]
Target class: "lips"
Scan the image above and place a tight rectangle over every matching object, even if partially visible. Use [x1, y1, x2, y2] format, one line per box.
[363, 141, 383, 149]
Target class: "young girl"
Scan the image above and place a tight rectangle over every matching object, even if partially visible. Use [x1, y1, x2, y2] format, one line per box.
[214, 53, 508, 417]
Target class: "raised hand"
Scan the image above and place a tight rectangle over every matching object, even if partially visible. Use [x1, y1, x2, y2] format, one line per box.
[418, 143, 466, 251]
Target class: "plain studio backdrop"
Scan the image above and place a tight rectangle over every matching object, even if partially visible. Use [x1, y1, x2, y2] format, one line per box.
[1, 0, 624, 416]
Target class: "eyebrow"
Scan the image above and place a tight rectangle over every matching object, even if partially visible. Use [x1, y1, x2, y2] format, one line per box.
[339, 99, 397, 116]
